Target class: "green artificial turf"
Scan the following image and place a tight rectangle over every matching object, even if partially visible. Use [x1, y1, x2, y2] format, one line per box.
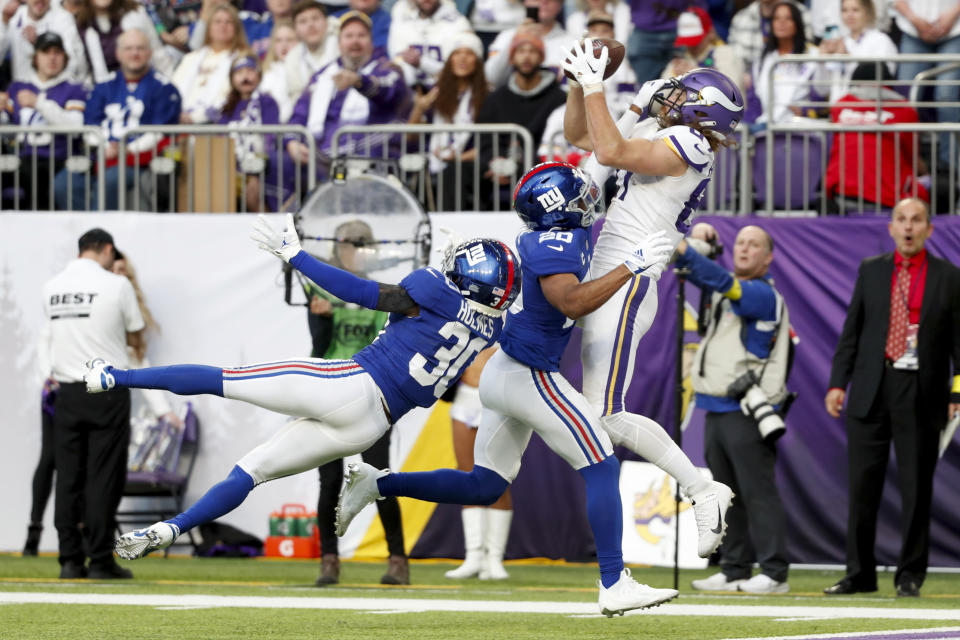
[1, 554, 959, 640]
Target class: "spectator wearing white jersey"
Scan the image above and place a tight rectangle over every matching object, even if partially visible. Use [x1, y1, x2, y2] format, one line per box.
[407, 30, 488, 209]
[484, 0, 569, 88]
[76, 0, 175, 83]
[470, 0, 524, 46]
[566, 0, 631, 46]
[808, 0, 889, 38]
[750, 1, 821, 126]
[728, 0, 812, 71]
[172, 3, 248, 124]
[260, 20, 297, 120]
[0, 0, 88, 84]
[819, 0, 897, 102]
[388, 0, 471, 88]
[284, 0, 338, 103]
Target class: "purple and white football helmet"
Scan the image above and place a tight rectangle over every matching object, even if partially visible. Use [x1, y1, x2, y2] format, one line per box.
[651, 67, 745, 140]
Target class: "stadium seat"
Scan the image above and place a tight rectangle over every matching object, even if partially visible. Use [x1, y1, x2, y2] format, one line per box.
[753, 131, 828, 211]
[115, 404, 200, 556]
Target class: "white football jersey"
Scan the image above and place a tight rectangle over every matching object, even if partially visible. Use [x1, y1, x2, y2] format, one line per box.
[388, 0, 472, 86]
[593, 119, 715, 272]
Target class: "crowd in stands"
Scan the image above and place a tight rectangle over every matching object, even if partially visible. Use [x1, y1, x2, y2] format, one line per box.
[0, 0, 957, 212]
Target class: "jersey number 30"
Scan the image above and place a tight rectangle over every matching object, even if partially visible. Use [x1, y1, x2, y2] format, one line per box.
[409, 321, 487, 398]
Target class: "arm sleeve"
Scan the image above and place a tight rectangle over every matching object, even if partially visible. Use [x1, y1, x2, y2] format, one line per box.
[828, 261, 866, 390]
[729, 279, 777, 321]
[483, 31, 512, 88]
[289, 250, 380, 309]
[675, 244, 735, 293]
[357, 62, 407, 106]
[35, 95, 83, 126]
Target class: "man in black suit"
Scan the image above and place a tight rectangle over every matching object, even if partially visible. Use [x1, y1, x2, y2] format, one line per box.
[823, 198, 960, 598]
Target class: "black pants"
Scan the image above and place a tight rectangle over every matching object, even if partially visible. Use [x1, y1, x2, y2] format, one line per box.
[844, 366, 939, 589]
[704, 410, 789, 582]
[53, 383, 130, 566]
[317, 430, 404, 557]
[29, 404, 57, 524]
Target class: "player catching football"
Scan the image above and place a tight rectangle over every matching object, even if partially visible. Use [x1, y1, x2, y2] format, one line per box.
[337, 162, 678, 617]
[92, 215, 520, 559]
[563, 40, 746, 558]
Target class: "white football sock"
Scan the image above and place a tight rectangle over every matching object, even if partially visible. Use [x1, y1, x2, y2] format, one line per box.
[600, 412, 709, 496]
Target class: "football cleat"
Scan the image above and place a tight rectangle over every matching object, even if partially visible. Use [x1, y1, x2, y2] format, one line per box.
[690, 480, 734, 558]
[335, 462, 388, 537]
[598, 569, 678, 617]
[84, 358, 115, 393]
[738, 573, 789, 594]
[115, 522, 180, 560]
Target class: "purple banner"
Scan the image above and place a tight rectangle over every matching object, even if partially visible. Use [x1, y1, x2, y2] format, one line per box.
[413, 216, 960, 566]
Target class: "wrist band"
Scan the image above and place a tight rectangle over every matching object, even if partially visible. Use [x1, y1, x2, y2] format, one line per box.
[582, 82, 603, 97]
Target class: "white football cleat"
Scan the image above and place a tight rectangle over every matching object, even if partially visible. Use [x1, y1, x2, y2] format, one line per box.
[738, 573, 789, 594]
[691, 571, 746, 591]
[335, 462, 387, 537]
[598, 569, 678, 617]
[115, 522, 180, 560]
[690, 481, 734, 558]
[84, 358, 115, 393]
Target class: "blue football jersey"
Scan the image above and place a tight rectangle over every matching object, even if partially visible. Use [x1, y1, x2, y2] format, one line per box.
[354, 268, 502, 420]
[500, 228, 591, 371]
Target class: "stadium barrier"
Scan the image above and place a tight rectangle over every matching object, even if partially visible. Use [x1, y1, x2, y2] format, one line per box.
[331, 123, 534, 213]
[0, 124, 106, 211]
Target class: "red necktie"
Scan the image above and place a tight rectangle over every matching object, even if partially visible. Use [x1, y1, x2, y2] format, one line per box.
[886, 259, 911, 361]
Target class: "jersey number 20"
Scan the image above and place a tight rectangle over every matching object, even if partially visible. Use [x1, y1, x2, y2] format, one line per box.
[409, 321, 487, 398]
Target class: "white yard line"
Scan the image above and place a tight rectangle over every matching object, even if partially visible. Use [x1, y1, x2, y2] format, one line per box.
[2, 592, 960, 621]
[720, 626, 960, 640]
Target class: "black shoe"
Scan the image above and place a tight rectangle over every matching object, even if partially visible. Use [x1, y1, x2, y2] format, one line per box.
[896, 581, 920, 597]
[22, 524, 42, 556]
[59, 561, 88, 579]
[823, 579, 876, 595]
[88, 561, 134, 580]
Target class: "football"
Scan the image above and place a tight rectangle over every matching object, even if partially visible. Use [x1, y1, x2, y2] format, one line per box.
[564, 37, 625, 82]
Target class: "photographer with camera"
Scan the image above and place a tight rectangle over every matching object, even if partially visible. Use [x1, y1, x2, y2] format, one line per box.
[675, 222, 792, 595]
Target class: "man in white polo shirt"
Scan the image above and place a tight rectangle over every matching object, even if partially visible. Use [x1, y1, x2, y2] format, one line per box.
[42, 228, 144, 579]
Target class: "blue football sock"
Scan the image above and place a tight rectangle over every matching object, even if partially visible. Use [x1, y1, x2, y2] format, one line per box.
[169, 466, 255, 534]
[110, 364, 223, 396]
[377, 465, 509, 506]
[579, 456, 625, 588]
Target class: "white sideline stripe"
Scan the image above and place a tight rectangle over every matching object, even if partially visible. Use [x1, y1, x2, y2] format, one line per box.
[3, 592, 960, 621]
[720, 626, 960, 640]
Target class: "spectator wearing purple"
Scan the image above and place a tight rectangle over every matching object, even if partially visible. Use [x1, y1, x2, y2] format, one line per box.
[627, 0, 704, 84]
[55, 29, 182, 210]
[893, 0, 960, 167]
[283, 10, 409, 200]
[332, 0, 392, 50]
[0, 32, 86, 210]
[76, 0, 175, 83]
[218, 53, 281, 212]
[728, 0, 812, 71]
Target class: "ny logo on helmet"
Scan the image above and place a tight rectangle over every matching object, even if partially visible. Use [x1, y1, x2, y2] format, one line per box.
[537, 186, 565, 213]
[458, 243, 488, 266]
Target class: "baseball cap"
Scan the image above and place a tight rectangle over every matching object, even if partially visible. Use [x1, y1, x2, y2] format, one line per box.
[35, 32, 65, 52]
[509, 31, 545, 59]
[339, 9, 372, 31]
[231, 53, 259, 72]
[78, 227, 120, 258]
[674, 7, 712, 48]
[586, 10, 614, 29]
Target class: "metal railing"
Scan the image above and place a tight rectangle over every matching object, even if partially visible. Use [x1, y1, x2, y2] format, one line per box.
[0, 125, 106, 211]
[331, 123, 534, 212]
[118, 125, 316, 213]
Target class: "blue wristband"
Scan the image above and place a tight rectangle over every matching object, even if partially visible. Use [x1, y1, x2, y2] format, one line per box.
[289, 251, 380, 309]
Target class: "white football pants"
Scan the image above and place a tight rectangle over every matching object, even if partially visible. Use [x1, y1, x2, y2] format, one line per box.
[221, 358, 390, 485]
[474, 350, 614, 483]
